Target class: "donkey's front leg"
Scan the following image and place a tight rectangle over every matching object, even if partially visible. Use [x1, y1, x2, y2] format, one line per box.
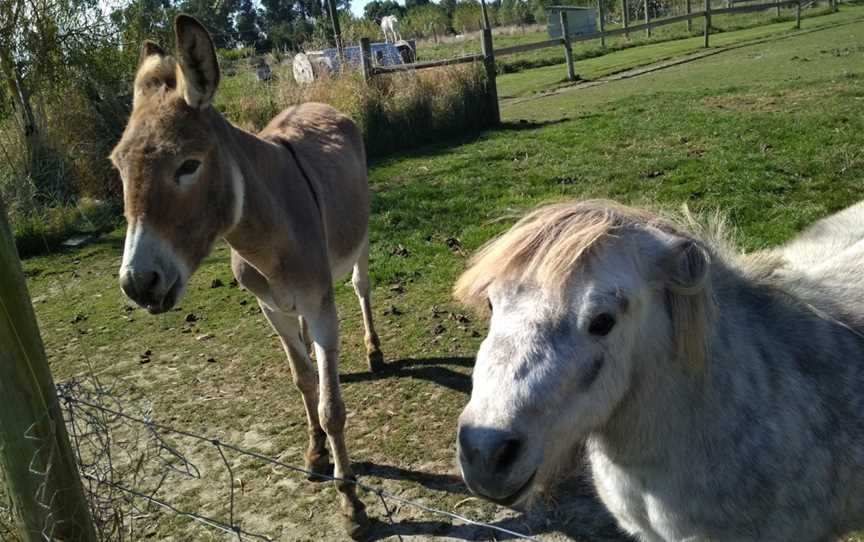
[306, 293, 369, 539]
[259, 304, 329, 478]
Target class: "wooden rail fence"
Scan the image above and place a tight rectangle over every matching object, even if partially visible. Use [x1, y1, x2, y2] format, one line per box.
[358, 0, 831, 123]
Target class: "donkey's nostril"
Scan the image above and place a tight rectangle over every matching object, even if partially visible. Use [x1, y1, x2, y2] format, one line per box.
[492, 438, 522, 474]
[120, 269, 163, 305]
[147, 270, 161, 290]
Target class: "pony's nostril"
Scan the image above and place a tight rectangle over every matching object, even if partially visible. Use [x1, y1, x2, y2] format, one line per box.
[458, 426, 479, 465]
[492, 437, 522, 474]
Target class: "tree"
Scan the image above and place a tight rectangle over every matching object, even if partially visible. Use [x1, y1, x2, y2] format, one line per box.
[177, 0, 239, 48]
[363, 0, 404, 22]
[499, 0, 532, 26]
[405, 0, 430, 9]
[403, 3, 449, 40]
[235, 0, 262, 48]
[451, 0, 484, 33]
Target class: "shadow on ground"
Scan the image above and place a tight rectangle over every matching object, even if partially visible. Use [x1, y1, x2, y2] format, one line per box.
[361, 472, 631, 541]
[342, 356, 474, 395]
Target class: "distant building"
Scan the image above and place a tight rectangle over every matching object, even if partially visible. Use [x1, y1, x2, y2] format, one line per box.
[546, 6, 598, 38]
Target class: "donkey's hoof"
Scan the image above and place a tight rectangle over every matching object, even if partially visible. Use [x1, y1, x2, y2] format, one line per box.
[343, 506, 371, 540]
[304, 453, 331, 482]
[367, 349, 385, 372]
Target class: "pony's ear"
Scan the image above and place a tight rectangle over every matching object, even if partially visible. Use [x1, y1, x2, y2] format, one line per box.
[657, 236, 711, 295]
[139, 40, 166, 66]
[174, 14, 220, 109]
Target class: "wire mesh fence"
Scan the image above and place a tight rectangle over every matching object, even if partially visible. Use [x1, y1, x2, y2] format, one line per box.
[0, 371, 544, 541]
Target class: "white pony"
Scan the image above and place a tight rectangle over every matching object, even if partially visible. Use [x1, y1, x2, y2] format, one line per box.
[455, 199, 864, 542]
[381, 15, 402, 43]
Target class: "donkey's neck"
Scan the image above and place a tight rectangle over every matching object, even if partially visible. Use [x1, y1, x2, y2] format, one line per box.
[213, 114, 315, 276]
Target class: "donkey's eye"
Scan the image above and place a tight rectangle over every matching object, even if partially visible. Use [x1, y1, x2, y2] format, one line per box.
[175, 159, 201, 184]
[588, 313, 616, 336]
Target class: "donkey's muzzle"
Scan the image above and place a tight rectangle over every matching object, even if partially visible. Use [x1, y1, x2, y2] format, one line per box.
[120, 268, 174, 314]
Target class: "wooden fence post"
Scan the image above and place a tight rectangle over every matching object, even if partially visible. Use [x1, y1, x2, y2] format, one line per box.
[795, 0, 801, 28]
[559, 11, 576, 82]
[623, 0, 630, 38]
[359, 37, 373, 81]
[704, 0, 711, 47]
[687, 0, 693, 32]
[776, 1, 781, 17]
[480, 28, 500, 125]
[598, 0, 606, 47]
[0, 198, 97, 542]
[644, 0, 652, 36]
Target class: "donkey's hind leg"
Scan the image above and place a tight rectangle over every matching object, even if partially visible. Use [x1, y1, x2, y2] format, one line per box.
[352, 238, 384, 372]
[259, 304, 330, 479]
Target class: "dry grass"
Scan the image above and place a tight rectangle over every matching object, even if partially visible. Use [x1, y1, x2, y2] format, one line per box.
[216, 62, 496, 156]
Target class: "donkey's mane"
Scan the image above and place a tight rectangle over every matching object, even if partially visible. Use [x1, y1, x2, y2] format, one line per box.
[454, 200, 707, 307]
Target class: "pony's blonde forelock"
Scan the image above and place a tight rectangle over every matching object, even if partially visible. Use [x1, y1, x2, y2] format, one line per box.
[454, 200, 655, 307]
[454, 199, 717, 372]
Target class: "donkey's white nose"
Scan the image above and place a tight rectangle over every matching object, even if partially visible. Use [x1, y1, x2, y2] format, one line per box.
[120, 268, 164, 310]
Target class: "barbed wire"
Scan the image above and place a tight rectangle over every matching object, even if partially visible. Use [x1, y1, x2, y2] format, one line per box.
[43, 375, 542, 541]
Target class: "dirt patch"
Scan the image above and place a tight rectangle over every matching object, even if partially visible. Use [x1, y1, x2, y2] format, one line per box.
[701, 85, 843, 113]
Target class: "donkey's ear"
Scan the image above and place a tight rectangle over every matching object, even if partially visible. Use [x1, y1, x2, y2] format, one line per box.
[657, 236, 711, 295]
[174, 14, 220, 109]
[139, 40, 166, 66]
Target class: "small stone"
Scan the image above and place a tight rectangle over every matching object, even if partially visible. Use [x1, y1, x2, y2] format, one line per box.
[197, 333, 215, 341]
[432, 323, 446, 336]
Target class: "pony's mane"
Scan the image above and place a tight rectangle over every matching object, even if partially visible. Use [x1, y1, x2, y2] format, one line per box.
[455, 200, 701, 306]
[454, 199, 721, 371]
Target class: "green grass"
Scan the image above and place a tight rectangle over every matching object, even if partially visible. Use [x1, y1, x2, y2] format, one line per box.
[498, 3, 864, 98]
[417, 1, 836, 81]
[10, 11, 864, 540]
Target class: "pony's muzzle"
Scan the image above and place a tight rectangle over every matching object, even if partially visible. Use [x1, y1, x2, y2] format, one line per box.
[457, 424, 535, 506]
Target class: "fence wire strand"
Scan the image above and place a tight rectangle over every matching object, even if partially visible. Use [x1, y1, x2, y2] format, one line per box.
[45, 377, 540, 541]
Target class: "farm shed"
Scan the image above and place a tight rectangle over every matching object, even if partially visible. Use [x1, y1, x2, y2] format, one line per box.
[546, 6, 598, 38]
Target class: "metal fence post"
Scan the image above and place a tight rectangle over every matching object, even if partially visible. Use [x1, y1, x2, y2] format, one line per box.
[559, 10, 576, 82]
[623, 0, 630, 38]
[599, 0, 606, 47]
[359, 37, 373, 81]
[480, 28, 500, 125]
[0, 198, 97, 542]
[704, 0, 711, 47]
[644, 0, 652, 36]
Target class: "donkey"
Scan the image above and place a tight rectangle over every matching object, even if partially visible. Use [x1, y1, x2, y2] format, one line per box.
[110, 15, 383, 538]
[454, 199, 864, 542]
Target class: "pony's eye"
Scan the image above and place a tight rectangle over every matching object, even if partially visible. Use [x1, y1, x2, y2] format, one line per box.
[487, 298, 493, 312]
[588, 313, 615, 336]
[175, 159, 201, 183]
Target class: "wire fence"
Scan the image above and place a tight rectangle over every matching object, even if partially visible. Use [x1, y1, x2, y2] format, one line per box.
[0, 371, 542, 541]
